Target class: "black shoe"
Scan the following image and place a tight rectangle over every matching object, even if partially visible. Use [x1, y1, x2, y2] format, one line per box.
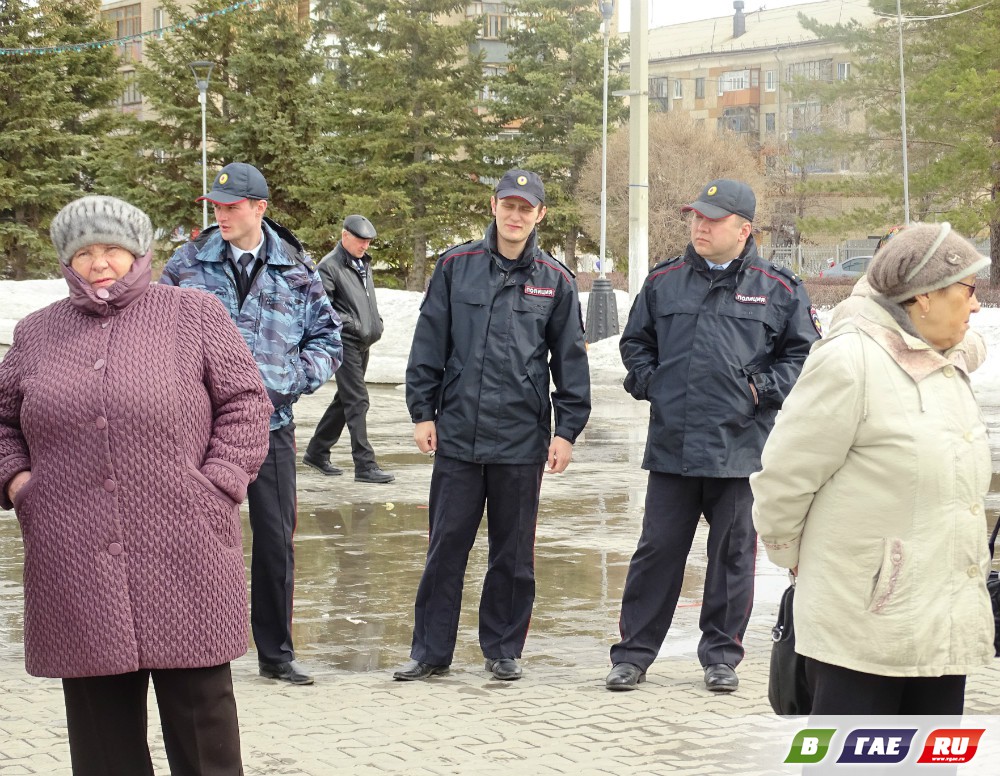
[485, 657, 522, 681]
[259, 659, 314, 685]
[392, 660, 449, 681]
[303, 454, 343, 476]
[355, 466, 395, 484]
[605, 662, 645, 691]
[704, 663, 739, 692]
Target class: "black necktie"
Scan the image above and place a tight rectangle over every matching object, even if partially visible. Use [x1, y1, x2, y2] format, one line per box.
[237, 253, 254, 298]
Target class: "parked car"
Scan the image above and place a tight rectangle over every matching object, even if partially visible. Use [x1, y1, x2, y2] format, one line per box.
[818, 255, 873, 279]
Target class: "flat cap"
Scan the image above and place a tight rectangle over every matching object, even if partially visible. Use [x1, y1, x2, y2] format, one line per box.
[343, 214, 376, 240]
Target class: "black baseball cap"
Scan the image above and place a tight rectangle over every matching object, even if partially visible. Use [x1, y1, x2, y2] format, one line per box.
[198, 162, 269, 205]
[681, 179, 755, 221]
[495, 169, 545, 206]
[343, 214, 377, 240]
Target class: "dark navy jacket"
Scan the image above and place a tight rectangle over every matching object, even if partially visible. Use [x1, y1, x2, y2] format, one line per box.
[620, 236, 819, 477]
[406, 223, 591, 465]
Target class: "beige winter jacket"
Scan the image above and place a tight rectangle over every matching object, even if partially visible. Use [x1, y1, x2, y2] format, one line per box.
[751, 296, 994, 677]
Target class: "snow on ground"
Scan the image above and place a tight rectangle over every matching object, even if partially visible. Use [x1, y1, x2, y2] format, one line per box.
[4, 280, 1000, 406]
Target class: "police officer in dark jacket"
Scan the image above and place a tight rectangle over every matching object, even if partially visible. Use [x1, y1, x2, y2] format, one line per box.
[304, 215, 394, 483]
[393, 169, 591, 682]
[606, 179, 820, 692]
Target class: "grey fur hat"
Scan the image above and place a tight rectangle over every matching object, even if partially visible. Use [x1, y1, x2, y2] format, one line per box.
[867, 222, 990, 303]
[50, 195, 154, 264]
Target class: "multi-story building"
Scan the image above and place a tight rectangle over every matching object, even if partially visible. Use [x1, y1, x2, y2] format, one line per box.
[639, 0, 882, 241]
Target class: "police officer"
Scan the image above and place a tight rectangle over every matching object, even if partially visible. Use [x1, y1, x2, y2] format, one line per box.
[303, 215, 393, 483]
[606, 179, 820, 692]
[162, 162, 342, 686]
[393, 169, 591, 682]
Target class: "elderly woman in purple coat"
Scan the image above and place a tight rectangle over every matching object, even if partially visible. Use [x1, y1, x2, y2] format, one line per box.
[0, 196, 272, 776]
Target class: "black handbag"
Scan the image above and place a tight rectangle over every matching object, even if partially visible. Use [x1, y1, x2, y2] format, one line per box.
[768, 576, 812, 716]
[987, 519, 1000, 657]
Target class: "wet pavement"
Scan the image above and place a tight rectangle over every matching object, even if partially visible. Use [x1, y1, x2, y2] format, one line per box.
[1, 379, 999, 774]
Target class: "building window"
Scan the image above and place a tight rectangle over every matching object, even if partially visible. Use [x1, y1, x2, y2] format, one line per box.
[119, 71, 142, 108]
[673, 79, 682, 99]
[649, 76, 669, 111]
[102, 3, 142, 62]
[765, 70, 776, 91]
[838, 62, 851, 80]
[786, 59, 833, 83]
[467, 3, 511, 40]
[718, 105, 758, 137]
[479, 64, 506, 102]
[765, 112, 776, 133]
[695, 77, 705, 99]
[718, 69, 750, 94]
[153, 7, 166, 34]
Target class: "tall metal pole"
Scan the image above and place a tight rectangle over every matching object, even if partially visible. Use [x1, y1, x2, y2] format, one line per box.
[199, 90, 208, 229]
[627, 0, 649, 301]
[896, 0, 911, 225]
[599, 2, 612, 280]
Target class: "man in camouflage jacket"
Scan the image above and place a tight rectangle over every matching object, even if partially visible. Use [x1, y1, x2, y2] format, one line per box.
[162, 162, 342, 686]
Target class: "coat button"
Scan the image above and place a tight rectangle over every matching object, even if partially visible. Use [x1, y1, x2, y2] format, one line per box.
[103, 479, 116, 492]
[101, 322, 109, 329]
[108, 542, 123, 556]
[891, 553, 902, 563]
[968, 565, 980, 578]
[94, 359, 105, 370]
[96, 289, 110, 300]
[964, 431, 974, 442]
[95, 417, 107, 430]
[943, 365, 956, 378]
[971, 503, 981, 514]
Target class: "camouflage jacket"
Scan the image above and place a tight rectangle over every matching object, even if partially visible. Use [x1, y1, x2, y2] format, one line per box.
[161, 218, 342, 431]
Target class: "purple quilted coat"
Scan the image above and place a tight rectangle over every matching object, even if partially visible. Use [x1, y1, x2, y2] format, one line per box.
[0, 254, 272, 678]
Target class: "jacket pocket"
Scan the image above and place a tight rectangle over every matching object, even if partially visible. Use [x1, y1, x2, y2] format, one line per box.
[437, 355, 464, 414]
[866, 537, 904, 614]
[185, 467, 242, 549]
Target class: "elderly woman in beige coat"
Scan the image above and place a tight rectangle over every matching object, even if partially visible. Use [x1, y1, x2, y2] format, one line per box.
[751, 223, 994, 715]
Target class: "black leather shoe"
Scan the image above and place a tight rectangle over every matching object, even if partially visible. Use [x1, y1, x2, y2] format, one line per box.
[485, 657, 522, 681]
[704, 663, 739, 692]
[355, 466, 395, 484]
[605, 662, 646, 691]
[392, 660, 449, 681]
[259, 660, 314, 685]
[303, 454, 343, 476]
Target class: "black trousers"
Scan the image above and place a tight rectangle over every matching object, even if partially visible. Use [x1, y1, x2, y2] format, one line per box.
[62, 664, 242, 776]
[806, 657, 966, 715]
[610, 472, 756, 671]
[409, 455, 544, 666]
[248, 423, 298, 664]
[306, 343, 375, 470]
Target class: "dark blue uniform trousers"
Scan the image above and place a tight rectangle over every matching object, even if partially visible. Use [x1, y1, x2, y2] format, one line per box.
[247, 423, 298, 664]
[409, 455, 544, 666]
[611, 472, 756, 671]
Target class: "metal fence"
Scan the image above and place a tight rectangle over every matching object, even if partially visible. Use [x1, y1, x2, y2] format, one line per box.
[767, 238, 991, 278]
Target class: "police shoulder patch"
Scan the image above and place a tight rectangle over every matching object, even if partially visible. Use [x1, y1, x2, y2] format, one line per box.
[810, 306, 823, 337]
[770, 263, 803, 285]
[650, 254, 684, 272]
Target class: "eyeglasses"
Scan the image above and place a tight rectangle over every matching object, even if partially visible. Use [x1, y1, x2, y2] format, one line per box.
[955, 281, 977, 298]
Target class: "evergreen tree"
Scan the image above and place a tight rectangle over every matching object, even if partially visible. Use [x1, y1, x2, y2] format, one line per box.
[488, 0, 626, 272]
[795, 1, 1000, 276]
[93, 0, 327, 259]
[0, 0, 123, 278]
[308, 0, 489, 290]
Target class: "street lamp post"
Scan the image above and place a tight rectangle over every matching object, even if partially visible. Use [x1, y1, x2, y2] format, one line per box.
[585, 0, 620, 344]
[190, 61, 215, 230]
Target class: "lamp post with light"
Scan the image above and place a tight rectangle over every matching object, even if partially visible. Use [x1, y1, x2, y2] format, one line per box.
[585, 0, 620, 344]
[190, 61, 215, 230]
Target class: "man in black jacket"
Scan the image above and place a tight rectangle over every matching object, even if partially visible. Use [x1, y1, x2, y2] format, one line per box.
[393, 169, 591, 682]
[303, 215, 394, 484]
[606, 179, 820, 693]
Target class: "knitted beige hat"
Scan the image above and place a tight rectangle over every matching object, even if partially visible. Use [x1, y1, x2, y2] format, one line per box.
[50, 195, 153, 264]
[867, 222, 990, 303]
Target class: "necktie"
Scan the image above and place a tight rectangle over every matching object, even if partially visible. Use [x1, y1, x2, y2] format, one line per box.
[239, 252, 255, 294]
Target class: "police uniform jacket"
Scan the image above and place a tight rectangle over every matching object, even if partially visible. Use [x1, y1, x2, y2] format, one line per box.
[162, 217, 343, 431]
[621, 236, 818, 477]
[316, 241, 383, 350]
[406, 222, 591, 464]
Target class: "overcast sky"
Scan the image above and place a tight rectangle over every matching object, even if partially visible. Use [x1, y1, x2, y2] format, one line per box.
[621, 0, 828, 29]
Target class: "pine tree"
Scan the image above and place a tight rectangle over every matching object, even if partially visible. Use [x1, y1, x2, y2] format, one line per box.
[0, 0, 123, 278]
[307, 0, 489, 289]
[92, 0, 328, 258]
[488, 0, 626, 272]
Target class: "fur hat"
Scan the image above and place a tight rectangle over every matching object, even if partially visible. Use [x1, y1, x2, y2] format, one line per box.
[50, 195, 154, 264]
[867, 222, 990, 303]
